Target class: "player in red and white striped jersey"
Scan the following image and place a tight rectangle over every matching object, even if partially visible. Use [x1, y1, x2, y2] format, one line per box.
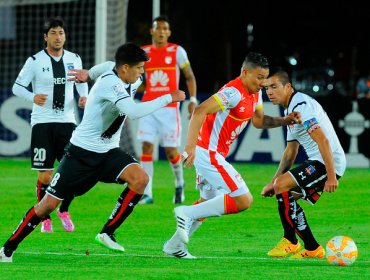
[163, 53, 301, 258]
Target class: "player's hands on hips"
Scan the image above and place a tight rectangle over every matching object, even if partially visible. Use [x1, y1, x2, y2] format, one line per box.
[78, 96, 87, 108]
[182, 144, 196, 167]
[261, 182, 275, 197]
[170, 90, 186, 102]
[323, 177, 338, 193]
[68, 69, 90, 83]
[285, 111, 302, 125]
[34, 94, 48, 106]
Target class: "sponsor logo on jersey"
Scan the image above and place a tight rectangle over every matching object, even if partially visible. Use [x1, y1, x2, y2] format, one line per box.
[149, 70, 169, 88]
[53, 77, 66, 85]
[67, 63, 74, 70]
[226, 121, 248, 145]
[218, 93, 229, 105]
[42, 67, 50, 72]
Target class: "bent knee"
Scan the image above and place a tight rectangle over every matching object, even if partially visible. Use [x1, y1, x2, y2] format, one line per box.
[38, 171, 53, 184]
[273, 177, 283, 194]
[129, 172, 149, 193]
[237, 192, 253, 211]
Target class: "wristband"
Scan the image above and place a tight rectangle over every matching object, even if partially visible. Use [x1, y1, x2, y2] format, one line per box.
[189, 96, 198, 104]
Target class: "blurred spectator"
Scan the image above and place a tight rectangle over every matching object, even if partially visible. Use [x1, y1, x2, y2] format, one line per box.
[356, 72, 370, 99]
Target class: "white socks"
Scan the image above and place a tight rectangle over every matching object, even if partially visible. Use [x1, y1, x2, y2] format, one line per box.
[141, 160, 153, 198]
[182, 195, 225, 220]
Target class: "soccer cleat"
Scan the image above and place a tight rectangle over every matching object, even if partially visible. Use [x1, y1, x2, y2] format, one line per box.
[290, 245, 325, 259]
[95, 233, 125, 252]
[268, 237, 301, 257]
[163, 241, 196, 259]
[41, 219, 53, 233]
[138, 194, 154, 205]
[174, 206, 194, 244]
[173, 186, 185, 204]
[0, 247, 13, 263]
[57, 209, 75, 232]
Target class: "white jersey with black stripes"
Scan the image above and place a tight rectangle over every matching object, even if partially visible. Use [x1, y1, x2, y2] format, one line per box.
[285, 92, 346, 176]
[12, 49, 88, 126]
[70, 70, 172, 153]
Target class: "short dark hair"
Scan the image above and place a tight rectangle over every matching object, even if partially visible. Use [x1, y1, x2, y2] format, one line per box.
[152, 15, 170, 27]
[269, 67, 291, 85]
[242, 52, 269, 70]
[115, 42, 149, 67]
[43, 16, 65, 34]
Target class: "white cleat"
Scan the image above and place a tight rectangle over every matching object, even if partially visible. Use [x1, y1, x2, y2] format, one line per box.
[0, 247, 13, 263]
[163, 241, 196, 259]
[95, 233, 125, 252]
[174, 206, 194, 244]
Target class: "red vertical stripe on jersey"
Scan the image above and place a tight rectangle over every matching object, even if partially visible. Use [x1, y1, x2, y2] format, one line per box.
[106, 189, 136, 227]
[209, 150, 238, 192]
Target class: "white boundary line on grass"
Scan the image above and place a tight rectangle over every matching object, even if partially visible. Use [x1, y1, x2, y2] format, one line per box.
[18, 251, 370, 263]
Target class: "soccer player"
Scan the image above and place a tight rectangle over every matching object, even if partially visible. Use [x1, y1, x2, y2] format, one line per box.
[261, 68, 346, 259]
[137, 15, 197, 204]
[163, 53, 302, 258]
[12, 17, 88, 233]
[0, 42, 185, 262]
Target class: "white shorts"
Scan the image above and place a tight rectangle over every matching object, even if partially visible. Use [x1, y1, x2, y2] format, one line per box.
[137, 106, 181, 147]
[194, 146, 249, 198]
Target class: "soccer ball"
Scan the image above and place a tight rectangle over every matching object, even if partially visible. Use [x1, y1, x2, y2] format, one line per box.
[326, 236, 358, 266]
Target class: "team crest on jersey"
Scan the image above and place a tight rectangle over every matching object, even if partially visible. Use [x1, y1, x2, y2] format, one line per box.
[305, 165, 316, 175]
[165, 56, 172, 64]
[67, 63, 74, 70]
[303, 117, 320, 134]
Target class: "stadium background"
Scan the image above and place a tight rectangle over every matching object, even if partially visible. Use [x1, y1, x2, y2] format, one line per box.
[0, 0, 369, 167]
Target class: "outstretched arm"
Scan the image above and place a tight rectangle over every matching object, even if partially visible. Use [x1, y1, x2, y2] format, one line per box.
[252, 107, 302, 128]
[116, 90, 185, 120]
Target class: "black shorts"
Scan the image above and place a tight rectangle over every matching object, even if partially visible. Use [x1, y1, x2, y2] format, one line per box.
[46, 144, 139, 200]
[289, 160, 341, 204]
[31, 123, 76, 170]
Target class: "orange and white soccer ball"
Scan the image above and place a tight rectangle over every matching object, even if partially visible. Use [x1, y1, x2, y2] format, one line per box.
[326, 236, 358, 266]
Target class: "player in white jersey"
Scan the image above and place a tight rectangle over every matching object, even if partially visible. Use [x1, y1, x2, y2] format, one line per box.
[12, 17, 88, 233]
[261, 68, 346, 259]
[0, 43, 185, 262]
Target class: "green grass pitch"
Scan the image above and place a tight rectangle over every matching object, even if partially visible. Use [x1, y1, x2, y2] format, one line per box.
[0, 159, 368, 279]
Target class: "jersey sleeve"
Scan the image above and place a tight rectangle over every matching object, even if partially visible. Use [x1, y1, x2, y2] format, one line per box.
[176, 46, 190, 70]
[89, 61, 115, 80]
[12, 57, 36, 102]
[213, 86, 241, 111]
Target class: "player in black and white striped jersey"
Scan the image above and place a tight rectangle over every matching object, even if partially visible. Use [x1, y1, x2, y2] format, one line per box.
[12, 17, 88, 233]
[0, 42, 185, 262]
[261, 68, 346, 259]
